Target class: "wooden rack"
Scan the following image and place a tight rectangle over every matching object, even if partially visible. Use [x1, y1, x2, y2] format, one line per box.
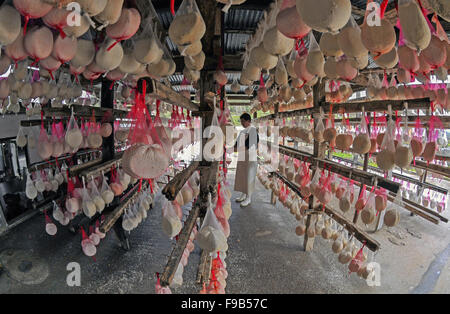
[269, 171, 381, 251]
[77, 153, 123, 179]
[270, 143, 400, 193]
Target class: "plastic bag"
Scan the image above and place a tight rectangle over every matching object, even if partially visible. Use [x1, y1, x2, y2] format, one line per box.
[361, 191, 376, 224]
[16, 126, 27, 148]
[25, 172, 38, 200]
[89, 176, 105, 213]
[38, 121, 53, 160]
[376, 115, 396, 171]
[100, 172, 114, 204]
[197, 195, 228, 254]
[161, 198, 182, 239]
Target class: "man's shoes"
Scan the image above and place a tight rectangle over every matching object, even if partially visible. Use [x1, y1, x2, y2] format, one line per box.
[236, 194, 247, 202]
[240, 197, 251, 207]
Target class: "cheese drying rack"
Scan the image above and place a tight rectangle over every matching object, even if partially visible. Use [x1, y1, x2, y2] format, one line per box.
[254, 81, 449, 254]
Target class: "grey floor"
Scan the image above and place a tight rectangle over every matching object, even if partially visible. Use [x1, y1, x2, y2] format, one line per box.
[0, 170, 449, 294]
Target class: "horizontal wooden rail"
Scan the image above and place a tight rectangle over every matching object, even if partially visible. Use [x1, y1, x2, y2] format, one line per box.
[160, 196, 203, 287]
[99, 181, 147, 234]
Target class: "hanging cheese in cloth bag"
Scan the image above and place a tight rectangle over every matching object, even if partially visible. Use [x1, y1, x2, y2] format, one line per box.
[106, 8, 141, 50]
[95, 0, 124, 29]
[197, 195, 228, 254]
[65, 109, 83, 150]
[398, 0, 431, 53]
[337, 15, 368, 59]
[122, 85, 169, 179]
[376, 112, 396, 171]
[361, 0, 396, 57]
[277, 0, 310, 40]
[305, 32, 325, 78]
[168, 0, 206, 47]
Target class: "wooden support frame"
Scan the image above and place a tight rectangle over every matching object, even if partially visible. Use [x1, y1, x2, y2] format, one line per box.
[42, 105, 128, 119]
[162, 161, 200, 201]
[160, 196, 204, 287]
[196, 250, 213, 285]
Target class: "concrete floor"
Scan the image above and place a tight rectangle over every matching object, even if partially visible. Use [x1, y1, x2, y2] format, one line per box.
[0, 169, 449, 294]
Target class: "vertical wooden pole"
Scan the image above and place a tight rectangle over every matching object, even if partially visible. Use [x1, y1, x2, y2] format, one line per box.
[102, 78, 129, 250]
[303, 79, 325, 252]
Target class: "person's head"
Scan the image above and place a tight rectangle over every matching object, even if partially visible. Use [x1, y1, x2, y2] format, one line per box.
[240, 113, 252, 128]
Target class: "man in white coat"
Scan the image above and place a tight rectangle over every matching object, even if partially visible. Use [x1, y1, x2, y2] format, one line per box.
[234, 113, 259, 207]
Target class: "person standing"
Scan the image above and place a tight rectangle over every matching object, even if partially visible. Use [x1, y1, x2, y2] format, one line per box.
[234, 113, 259, 207]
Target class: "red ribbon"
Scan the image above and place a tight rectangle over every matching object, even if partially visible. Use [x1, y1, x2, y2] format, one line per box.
[380, 0, 389, 19]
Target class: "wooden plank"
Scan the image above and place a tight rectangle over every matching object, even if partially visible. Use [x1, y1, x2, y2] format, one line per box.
[68, 158, 103, 177]
[331, 154, 448, 195]
[162, 161, 200, 201]
[321, 205, 381, 252]
[160, 197, 203, 287]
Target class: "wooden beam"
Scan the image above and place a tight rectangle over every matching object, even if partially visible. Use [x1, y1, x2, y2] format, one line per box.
[162, 161, 200, 201]
[138, 78, 199, 112]
[99, 181, 147, 233]
[43, 105, 128, 119]
[322, 205, 381, 252]
[160, 196, 203, 287]
[331, 154, 448, 194]
[269, 171, 380, 252]
[78, 154, 123, 180]
[68, 158, 103, 178]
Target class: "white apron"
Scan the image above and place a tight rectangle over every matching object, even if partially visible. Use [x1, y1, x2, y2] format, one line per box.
[234, 126, 258, 195]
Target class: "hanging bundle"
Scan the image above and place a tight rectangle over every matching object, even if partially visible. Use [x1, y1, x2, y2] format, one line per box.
[376, 112, 396, 171]
[305, 32, 325, 78]
[398, 0, 431, 53]
[276, 0, 310, 40]
[353, 108, 371, 155]
[337, 15, 368, 59]
[168, 0, 206, 47]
